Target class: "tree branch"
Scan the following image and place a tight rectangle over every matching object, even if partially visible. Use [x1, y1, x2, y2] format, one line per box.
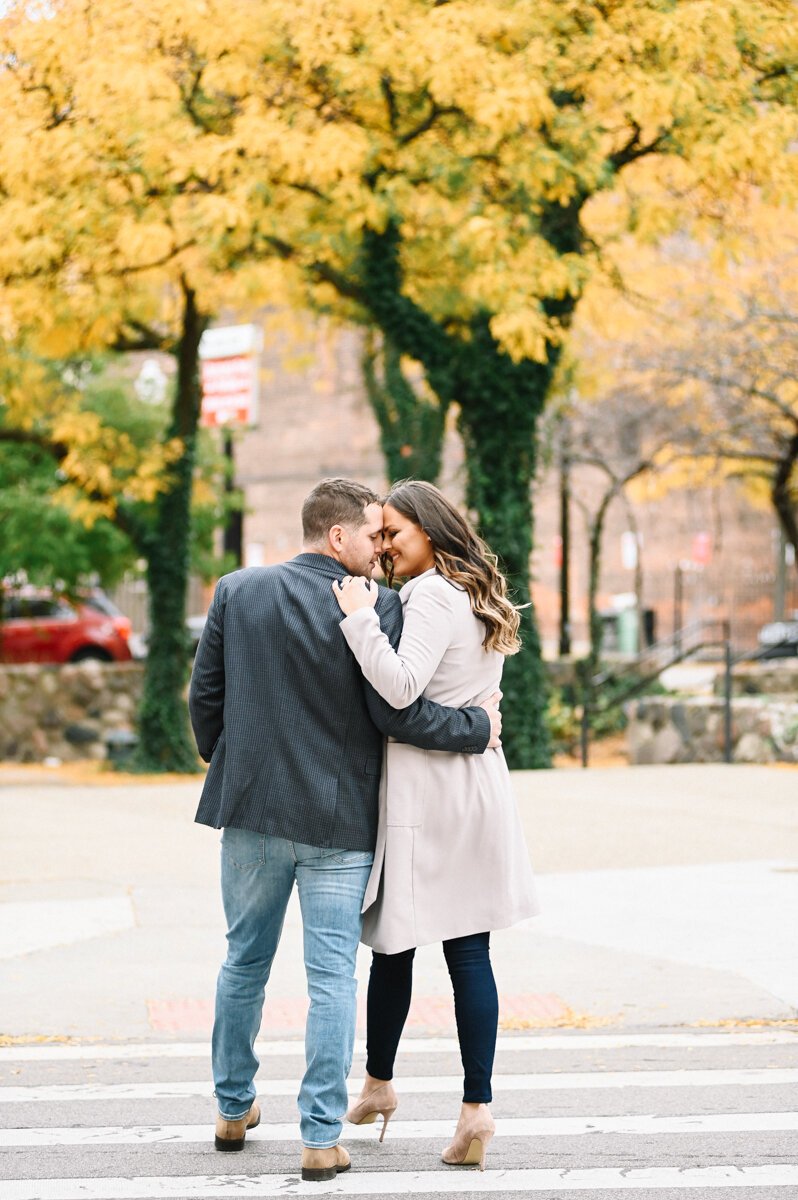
[399, 99, 461, 146]
[0, 427, 69, 460]
[262, 235, 367, 304]
[111, 318, 176, 353]
[608, 123, 670, 171]
[380, 73, 398, 133]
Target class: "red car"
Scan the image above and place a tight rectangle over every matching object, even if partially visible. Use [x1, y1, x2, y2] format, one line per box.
[0, 588, 134, 664]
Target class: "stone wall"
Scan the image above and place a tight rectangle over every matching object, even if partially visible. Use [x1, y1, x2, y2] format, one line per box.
[712, 660, 798, 698]
[0, 662, 144, 762]
[626, 695, 798, 765]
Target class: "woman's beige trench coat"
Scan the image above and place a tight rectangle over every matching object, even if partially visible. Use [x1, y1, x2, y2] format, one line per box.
[340, 569, 539, 954]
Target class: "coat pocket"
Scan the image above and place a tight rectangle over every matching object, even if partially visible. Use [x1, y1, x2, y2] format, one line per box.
[385, 744, 426, 828]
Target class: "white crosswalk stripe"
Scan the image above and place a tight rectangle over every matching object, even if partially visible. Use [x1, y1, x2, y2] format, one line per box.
[3, 1111, 798, 1147]
[4, 1067, 797, 1104]
[4, 1165, 798, 1198]
[2, 1030, 795, 1062]
[2, 1031, 797, 1198]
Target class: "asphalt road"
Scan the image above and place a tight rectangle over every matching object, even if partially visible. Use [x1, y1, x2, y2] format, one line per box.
[1, 1029, 797, 1198]
[1, 761, 797, 1198]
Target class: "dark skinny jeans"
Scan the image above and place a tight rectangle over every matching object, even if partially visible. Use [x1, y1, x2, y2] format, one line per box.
[365, 931, 498, 1103]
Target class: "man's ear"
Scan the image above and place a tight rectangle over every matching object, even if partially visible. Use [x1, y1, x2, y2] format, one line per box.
[328, 524, 345, 553]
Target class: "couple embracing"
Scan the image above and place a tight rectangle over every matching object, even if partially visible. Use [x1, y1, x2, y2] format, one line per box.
[189, 477, 538, 1180]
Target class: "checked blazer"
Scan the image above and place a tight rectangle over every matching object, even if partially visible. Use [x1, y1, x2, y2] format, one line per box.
[189, 553, 491, 852]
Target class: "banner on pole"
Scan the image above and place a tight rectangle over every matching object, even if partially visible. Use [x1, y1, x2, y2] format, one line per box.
[199, 324, 261, 428]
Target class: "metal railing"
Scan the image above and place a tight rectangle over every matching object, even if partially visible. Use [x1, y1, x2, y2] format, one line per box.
[579, 618, 755, 768]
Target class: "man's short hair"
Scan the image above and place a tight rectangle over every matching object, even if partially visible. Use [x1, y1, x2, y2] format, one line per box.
[301, 478, 381, 545]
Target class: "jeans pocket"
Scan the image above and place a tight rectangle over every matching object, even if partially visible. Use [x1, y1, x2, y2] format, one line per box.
[221, 826, 264, 869]
[323, 848, 375, 867]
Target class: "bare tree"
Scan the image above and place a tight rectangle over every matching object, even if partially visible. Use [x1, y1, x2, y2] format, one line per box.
[543, 386, 687, 679]
[609, 242, 798, 576]
[662, 292, 798, 569]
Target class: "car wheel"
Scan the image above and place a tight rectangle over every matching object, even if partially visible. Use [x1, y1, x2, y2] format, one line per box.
[69, 647, 113, 663]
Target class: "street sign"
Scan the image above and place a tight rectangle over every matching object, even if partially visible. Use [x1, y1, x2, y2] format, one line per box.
[199, 324, 261, 428]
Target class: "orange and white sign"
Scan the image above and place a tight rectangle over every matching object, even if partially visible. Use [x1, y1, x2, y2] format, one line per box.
[199, 324, 261, 428]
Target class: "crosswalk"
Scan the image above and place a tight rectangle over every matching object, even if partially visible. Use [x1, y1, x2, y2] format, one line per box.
[2, 1030, 797, 1198]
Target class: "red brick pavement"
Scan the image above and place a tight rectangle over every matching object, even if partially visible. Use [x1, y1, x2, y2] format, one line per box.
[147, 992, 569, 1035]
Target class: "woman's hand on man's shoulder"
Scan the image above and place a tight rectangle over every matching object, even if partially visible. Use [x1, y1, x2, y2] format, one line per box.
[331, 575, 379, 616]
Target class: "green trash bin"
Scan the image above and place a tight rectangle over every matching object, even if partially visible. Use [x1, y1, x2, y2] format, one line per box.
[617, 607, 638, 655]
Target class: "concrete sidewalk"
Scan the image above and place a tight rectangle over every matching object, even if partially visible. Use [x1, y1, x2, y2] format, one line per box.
[1, 763, 796, 1040]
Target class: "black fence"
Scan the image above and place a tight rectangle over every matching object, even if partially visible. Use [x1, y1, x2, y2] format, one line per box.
[579, 619, 796, 768]
[656, 564, 798, 657]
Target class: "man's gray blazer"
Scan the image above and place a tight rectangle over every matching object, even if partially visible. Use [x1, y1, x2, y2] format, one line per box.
[189, 553, 491, 852]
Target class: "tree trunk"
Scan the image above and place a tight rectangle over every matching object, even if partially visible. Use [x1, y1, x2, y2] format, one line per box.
[772, 432, 798, 577]
[454, 317, 553, 768]
[360, 225, 555, 767]
[131, 284, 208, 772]
[361, 331, 447, 483]
[586, 490, 616, 682]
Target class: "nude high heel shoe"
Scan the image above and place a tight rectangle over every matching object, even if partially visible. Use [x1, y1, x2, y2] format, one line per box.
[441, 1103, 495, 1171]
[346, 1079, 398, 1143]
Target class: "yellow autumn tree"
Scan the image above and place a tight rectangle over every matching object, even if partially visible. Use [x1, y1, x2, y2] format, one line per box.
[2, 0, 797, 767]
[0, 0, 285, 770]
[233, 0, 798, 766]
[0, 340, 183, 599]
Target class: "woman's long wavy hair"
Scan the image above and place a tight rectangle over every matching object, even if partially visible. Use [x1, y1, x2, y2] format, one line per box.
[382, 480, 521, 656]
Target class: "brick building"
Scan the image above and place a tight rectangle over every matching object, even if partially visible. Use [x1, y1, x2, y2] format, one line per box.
[194, 317, 795, 656]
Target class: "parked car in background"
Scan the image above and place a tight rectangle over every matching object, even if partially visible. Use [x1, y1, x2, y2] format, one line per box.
[129, 613, 207, 661]
[0, 587, 134, 664]
[757, 618, 798, 659]
[186, 614, 206, 655]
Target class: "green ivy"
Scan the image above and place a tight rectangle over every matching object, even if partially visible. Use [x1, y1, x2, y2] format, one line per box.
[361, 334, 448, 484]
[128, 290, 208, 774]
[360, 223, 566, 768]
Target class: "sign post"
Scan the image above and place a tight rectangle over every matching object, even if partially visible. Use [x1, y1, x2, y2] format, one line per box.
[199, 325, 261, 566]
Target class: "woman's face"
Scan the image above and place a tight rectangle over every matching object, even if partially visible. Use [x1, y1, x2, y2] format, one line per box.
[382, 503, 435, 578]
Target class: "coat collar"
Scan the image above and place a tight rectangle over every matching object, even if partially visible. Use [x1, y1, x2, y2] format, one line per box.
[292, 552, 347, 579]
[295, 555, 442, 595]
[398, 567, 438, 601]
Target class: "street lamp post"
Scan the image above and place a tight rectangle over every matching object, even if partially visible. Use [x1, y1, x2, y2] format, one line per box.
[222, 431, 243, 568]
[558, 423, 571, 658]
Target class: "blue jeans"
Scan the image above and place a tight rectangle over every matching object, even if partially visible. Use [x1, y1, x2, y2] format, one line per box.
[212, 827, 373, 1147]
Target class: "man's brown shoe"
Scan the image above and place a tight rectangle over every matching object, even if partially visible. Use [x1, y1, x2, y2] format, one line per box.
[300, 1144, 351, 1182]
[214, 1101, 260, 1151]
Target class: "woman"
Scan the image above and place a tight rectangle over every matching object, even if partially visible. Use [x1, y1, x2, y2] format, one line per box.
[332, 480, 538, 1171]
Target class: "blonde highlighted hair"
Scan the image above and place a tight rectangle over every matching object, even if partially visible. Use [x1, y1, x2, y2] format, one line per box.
[383, 480, 521, 655]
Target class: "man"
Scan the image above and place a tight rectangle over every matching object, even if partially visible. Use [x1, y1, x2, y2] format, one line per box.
[189, 478, 500, 1181]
